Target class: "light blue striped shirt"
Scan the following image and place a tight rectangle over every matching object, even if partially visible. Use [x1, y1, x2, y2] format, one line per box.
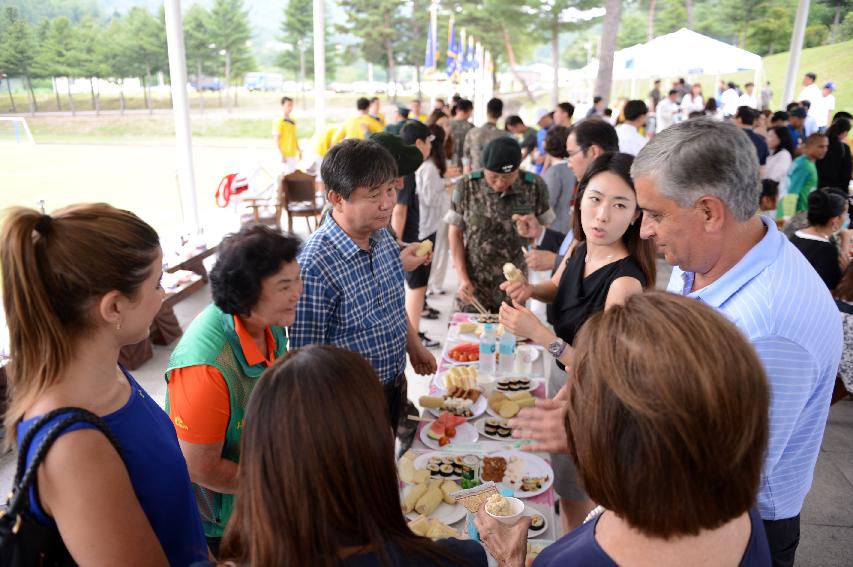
[668, 216, 842, 520]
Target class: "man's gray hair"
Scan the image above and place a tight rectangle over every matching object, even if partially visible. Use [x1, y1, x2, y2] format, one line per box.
[631, 118, 760, 221]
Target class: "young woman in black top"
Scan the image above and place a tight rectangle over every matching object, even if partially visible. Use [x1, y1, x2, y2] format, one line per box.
[499, 153, 656, 532]
[789, 188, 850, 290]
[499, 152, 656, 369]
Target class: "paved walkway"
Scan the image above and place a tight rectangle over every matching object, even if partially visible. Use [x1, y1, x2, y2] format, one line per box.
[1, 256, 850, 566]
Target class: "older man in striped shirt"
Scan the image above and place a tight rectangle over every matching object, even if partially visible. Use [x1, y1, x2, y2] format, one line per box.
[633, 118, 842, 567]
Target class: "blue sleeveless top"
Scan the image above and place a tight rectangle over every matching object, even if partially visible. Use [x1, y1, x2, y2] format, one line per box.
[16, 367, 208, 567]
[533, 508, 771, 566]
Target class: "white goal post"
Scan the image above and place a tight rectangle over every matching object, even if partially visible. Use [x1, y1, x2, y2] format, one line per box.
[0, 116, 35, 144]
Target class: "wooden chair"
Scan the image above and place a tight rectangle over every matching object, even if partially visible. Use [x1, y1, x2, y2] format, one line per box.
[278, 170, 323, 233]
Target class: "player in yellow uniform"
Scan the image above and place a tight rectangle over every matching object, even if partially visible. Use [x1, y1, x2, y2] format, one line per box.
[273, 96, 302, 174]
[332, 97, 385, 144]
[369, 97, 386, 127]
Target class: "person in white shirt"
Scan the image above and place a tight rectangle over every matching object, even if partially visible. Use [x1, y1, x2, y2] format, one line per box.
[720, 82, 741, 117]
[764, 126, 794, 185]
[801, 100, 819, 136]
[655, 90, 680, 133]
[798, 72, 822, 110]
[416, 124, 459, 299]
[616, 100, 649, 156]
[738, 82, 758, 109]
[680, 83, 704, 118]
[815, 82, 837, 131]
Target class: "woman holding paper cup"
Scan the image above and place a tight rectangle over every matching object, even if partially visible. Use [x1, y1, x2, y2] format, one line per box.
[476, 293, 772, 566]
[498, 152, 656, 530]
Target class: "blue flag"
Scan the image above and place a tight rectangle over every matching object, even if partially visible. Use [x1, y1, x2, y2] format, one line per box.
[425, 15, 437, 70]
[446, 18, 459, 80]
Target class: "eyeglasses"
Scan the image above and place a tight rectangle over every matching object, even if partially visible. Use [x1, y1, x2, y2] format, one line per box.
[567, 148, 583, 158]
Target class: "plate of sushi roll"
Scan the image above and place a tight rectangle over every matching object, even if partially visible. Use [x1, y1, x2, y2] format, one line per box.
[524, 510, 548, 538]
[475, 417, 515, 441]
[494, 376, 542, 394]
[412, 452, 482, 483]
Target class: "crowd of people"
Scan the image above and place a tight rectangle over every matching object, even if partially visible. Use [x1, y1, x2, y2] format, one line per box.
[1, 71, 851, 567]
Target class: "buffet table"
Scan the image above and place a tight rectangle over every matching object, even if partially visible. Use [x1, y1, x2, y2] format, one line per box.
[400, 312, 558, 561]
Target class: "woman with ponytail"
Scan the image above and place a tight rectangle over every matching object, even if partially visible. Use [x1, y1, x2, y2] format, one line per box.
[1, 204, 207, 566]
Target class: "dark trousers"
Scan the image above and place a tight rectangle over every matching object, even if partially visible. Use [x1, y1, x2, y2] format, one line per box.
[763, 515, 800, 567]
[382, 374, 408, 433]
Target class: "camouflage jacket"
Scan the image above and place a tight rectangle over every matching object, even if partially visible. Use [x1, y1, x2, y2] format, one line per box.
[463, 123, 510, 171]
[449, 119, 474, 166]
[444, 170, 556, 312]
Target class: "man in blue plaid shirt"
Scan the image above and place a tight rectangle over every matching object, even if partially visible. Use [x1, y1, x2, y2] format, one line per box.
[291, 138, 437, 429]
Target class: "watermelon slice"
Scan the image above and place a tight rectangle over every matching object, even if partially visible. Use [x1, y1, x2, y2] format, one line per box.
[427, 419, 445, 441]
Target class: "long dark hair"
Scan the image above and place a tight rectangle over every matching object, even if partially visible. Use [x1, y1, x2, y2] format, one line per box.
[220, 345, 468, 567]
[769, 125, 794, 157]
[427, 123, 448, 177]
[826, 118, 851, 140]
[571, 152, 656, 287]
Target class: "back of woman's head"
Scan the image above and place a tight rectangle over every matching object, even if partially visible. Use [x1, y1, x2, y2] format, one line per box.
[0, 204, 160, 446]
[221, 345, 454, 567]
[770, 125, 794, 156]
[568, 292, 769, 539]
[428, 123, 447, 176]
[544, 125, 570, 158]
[209, 224, 301, 317]
[572, 152, 656, 287]
[826, 117, 851, 140]
[807, 188, 847, 227]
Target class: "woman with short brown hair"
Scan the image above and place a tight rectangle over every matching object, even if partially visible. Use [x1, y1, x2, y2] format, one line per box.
[477, 292, 772, 566]
[208, 345, 485, 567]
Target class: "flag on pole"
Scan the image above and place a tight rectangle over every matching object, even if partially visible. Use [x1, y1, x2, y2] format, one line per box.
[458, 28, 466, 77]
[424, 8, 438, 71]
[464, 35, 476, 71]
[446, 17, 459, 81]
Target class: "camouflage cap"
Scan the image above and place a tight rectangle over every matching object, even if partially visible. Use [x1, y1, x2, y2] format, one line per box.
[482, 137, 522, 173]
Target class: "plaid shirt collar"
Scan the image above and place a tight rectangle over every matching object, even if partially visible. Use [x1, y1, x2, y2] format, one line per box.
[325, 212, 380, 260]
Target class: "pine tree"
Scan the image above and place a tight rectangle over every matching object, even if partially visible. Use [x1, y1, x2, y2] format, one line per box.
[208, 0, 255, 111]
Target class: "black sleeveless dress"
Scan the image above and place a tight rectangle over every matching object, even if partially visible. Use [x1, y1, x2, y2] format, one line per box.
[552, 242, 647, 360]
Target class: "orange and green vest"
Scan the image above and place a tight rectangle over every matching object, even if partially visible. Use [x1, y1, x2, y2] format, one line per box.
[164, 304, 288, 538]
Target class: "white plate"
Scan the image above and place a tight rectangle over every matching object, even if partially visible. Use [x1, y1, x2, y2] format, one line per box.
[420, 421, 480, 450]
[480, 450, 554, 499]
[427, 394, 487, 420]
[401, 485, 467, 525]
[485, 397, 534, 420]
[525, 509, 548, 538]
[492, 377, 543, 394]
[411, 451, 479, 482]
[474, 417, 515, 441]
[432, 369, 482, 393]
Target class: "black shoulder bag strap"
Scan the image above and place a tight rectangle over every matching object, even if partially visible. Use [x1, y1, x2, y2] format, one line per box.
[0, 407, 125, 567]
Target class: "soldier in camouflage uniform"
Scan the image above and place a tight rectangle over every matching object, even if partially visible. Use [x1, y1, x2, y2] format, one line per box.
[449, 99, 474, 167]
[463, 97, 511, 172]
[446, 137, 556, 313]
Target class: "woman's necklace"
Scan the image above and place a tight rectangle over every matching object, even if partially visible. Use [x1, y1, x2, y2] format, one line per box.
[585, 252, 615, 263]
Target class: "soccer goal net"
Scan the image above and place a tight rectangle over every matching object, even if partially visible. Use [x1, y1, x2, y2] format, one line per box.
[0, 116, 35, 144]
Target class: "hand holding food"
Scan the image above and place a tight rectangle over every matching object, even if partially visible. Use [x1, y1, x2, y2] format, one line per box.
[499, 280, 533, 305]
[400, 241, 431, 271]
[415, 239, 433, 257]
[503, 263, 527, 284]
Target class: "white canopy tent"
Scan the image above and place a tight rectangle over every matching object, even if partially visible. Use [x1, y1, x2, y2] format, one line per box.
[613, 28, 763, 80]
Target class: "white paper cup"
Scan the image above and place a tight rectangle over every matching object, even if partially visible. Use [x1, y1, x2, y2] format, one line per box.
[485, 496, 525, 525]
[515, 345, 535, 375]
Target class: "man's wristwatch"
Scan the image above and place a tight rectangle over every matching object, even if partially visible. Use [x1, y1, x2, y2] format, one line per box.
[547, 338, 567, 359]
